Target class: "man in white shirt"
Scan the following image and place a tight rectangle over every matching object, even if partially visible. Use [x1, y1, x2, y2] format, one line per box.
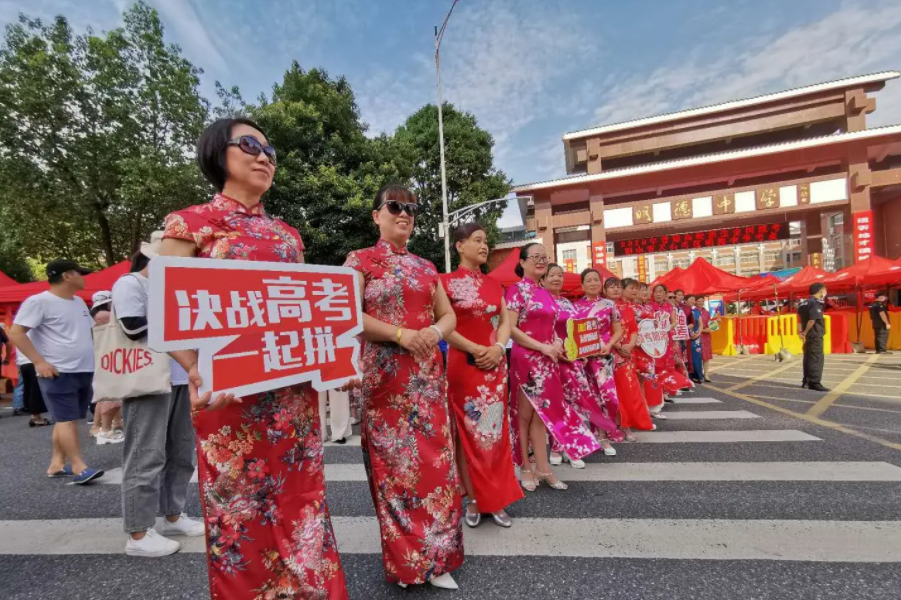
[8, 259, 103, 484]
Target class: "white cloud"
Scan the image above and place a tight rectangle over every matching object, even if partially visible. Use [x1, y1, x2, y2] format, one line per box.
[144, 0, 227, 74]
[590, 1, 901, 130]
[357, 0, 598, 157]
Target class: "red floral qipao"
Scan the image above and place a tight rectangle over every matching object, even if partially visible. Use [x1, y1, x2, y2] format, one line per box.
[613, 299, 654, 431]
[649, 300, 693, 394]
[632, 302, 664, 409]
[440, 267, 523, 514]
[700, 307, 713, 361]
[344, 240, 463, 585]
[163, 194, 348, 600]
[505, 279, 600, 465]
[552, 296, 622, 445]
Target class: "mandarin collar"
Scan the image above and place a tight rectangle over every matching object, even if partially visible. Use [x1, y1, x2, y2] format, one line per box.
[458, 264, 482, 278]
[212, 193, 266, 216]
[377, 238, 408, 255]
[521, 277, 540, 288]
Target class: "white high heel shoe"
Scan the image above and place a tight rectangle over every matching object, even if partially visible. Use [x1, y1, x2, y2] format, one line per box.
[429, 573, 459, 589]
[563, 452, 585, 469]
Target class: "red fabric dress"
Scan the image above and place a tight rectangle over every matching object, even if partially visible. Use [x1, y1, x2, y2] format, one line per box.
[648, 301, 693, 395]
[163, 194, 348, 600]
[631, 301, 664, 409]
[613, 299, 654, 431]
[700, 307, 714, 361]
[344, 240, 463, 585]
[440, 267, 523, 514]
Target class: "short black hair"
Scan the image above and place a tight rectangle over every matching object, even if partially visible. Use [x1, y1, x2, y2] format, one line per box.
[621, 277, 639, 289]
[686, 294, 697, 301]
[197, 118, 268, 192]
[452, 222, 486, 247]
[654, 283, 668, 294]
[130, 251, 151, 273]
[514, 242, 543, 278]
[604, 276, 622, 290]
[674, 289, 684, 295]
[581, 268, 601, 283]
[543, 263, 564, 279]
[809, 282, 826, 295]
[47, 273, 63, 285]
[372, 184, 416, 211]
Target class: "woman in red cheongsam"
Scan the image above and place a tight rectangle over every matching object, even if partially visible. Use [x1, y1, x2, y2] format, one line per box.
[632, 282, 665, 419]
[604, 277, 654, 441]
[344, 184, 463, 591]
[160, 118, 348, 599]
[441, 223, 522, 529]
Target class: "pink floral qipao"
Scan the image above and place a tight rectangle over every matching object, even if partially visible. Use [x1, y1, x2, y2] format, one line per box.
[574, 297, 623, 435]
[551, 296, 622, 446]
[505, 279, 600, 465]
[163, 193, 348, 600]
[343, 239, 463, 585]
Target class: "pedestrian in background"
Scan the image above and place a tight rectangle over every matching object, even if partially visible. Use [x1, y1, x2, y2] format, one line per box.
[88, 291, 124, 445]
[870, 293, 891, 354]
[8, 259, 102, 483]
[799, 283, 829, 392]
[111, 236, 203, 557]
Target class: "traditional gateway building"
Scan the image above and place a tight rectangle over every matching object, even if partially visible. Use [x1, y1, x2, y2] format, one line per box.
[498, 72, 901, 282]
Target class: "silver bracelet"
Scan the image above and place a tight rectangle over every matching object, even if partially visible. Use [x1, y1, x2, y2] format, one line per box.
[494, 342, 507, 352]
[430, 324, 443, 340]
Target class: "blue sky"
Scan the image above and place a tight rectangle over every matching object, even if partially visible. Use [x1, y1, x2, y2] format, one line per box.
[3, 0, 901, 187]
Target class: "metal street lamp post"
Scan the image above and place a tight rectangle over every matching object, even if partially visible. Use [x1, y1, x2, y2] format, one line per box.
[435, 0, 459, 273]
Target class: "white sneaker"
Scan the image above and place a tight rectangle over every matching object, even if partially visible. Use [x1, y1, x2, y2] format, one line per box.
[125, 529, 181, 557]
[549, 452, 563, 466]
[96, 430, 125, 445]
[156, 514, 205, 537]
[429, 573, 459, 590]
[651, 412, 667, 420]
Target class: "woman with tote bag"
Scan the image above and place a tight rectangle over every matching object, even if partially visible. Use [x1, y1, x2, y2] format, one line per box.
[102, 234, 204, 557]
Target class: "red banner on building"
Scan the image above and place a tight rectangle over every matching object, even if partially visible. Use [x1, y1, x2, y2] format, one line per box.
[148, 257, 362, 398]
[852, 210, 875, 262]
[564, 258, 576, 273]
[592, 242, 607, 267]
[614, 223, 789, 256]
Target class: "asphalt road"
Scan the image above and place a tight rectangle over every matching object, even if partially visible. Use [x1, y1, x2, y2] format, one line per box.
[1, 353, 900, 600]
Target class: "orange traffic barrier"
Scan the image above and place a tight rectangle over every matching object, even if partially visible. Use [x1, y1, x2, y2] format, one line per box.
[827, 312, 852, 354]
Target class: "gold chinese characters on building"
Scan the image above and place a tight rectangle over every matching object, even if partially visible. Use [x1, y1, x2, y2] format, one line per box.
[798, 183, 811, 205]
[712, 194, 735, 215]
[671, 198, 692, 220]
[632, 204, 653, 224]
[756, 187, 780, 210]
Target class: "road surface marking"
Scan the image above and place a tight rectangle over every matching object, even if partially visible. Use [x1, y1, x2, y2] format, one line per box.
[662, 410, 760, 420]
[807, 354, 878, 418]
[633, 430, 819, 443]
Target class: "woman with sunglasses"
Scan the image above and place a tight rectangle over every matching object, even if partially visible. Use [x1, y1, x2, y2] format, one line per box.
[440, 223, 522, 529]
[344, 184, 463, 590]
[574, 268, 625, 454]
[506, 244, 599, 491]
[542, 264, 619, 466]
[604, 277, 655, 441]
[159, 119, 348, 599]
[650, 284, 693, 395]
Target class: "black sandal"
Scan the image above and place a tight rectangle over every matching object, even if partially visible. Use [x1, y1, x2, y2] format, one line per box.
[29, 418, 52, 427]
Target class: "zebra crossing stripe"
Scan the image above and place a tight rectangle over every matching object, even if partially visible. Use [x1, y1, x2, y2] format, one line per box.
[661, 410, 760, 419]
[2, 517, 899, 562]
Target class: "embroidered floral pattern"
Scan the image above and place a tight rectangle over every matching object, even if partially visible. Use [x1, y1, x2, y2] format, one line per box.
[344, 240, 463, 585]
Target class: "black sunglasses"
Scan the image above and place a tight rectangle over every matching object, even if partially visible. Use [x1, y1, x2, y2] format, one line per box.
[378, 200, 419, 217]
[228, 135, 277, 165]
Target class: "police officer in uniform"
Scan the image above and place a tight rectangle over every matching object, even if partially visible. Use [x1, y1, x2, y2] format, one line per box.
[869, 293, 892, 354]
[799, 282, 828, 392]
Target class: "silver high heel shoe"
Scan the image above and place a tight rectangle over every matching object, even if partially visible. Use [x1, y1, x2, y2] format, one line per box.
[534, 470, 568, 490]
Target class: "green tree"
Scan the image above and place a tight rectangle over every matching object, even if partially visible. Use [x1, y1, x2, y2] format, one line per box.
[251, 63, 406, 266]
[391, 103, 511, 270]
[0, 2, 209, 268]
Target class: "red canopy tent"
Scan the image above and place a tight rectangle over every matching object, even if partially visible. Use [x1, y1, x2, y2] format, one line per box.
[0, 270, 18, 287]
[728, 266, 831, 301]
[487, 250, 615, 299]
[650, 266, 684, 290]
[0, 261, 131, 306]
[652, 258, 752, 295]
[823, 256, 901, 290]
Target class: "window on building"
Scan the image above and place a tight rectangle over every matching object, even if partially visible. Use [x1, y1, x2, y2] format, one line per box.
[764, 251, 782, 264]
[673, 258, 690, 269]
[741, 253, 759, 264]
[717, 255, 735, 267]
[561, 249, 577, 261]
